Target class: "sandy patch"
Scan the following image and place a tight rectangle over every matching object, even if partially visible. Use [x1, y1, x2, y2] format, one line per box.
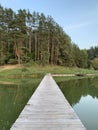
[0, 64, 22, 71]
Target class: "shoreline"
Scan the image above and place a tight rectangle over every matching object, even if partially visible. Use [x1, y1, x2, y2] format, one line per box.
[52, 73, 98, 77]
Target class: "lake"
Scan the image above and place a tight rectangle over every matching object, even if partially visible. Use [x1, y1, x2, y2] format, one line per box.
[56, 77, 98, 130]
[0, 77, 98, 130]
[0, 78, 42, 130]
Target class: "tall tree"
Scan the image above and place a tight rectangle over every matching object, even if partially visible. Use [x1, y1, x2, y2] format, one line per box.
[80, 49, 88, 68]
[1, 4, 92, 68]
[72, 43, 82, 67]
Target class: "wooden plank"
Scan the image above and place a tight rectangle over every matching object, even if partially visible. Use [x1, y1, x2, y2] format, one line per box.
[10, 74, 86, 130]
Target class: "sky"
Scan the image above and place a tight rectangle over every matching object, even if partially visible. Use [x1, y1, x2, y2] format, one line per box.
[0, 0, 98, 49]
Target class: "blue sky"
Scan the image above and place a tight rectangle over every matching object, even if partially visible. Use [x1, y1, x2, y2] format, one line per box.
[0, 0, 98, 49]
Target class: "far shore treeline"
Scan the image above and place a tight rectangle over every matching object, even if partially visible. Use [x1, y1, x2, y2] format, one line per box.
[0, 5, 98, 69]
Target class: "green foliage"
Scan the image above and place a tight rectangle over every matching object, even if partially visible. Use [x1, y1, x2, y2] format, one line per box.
[0, 4, 97, 68]
[72, 43, 82, 67]
[21, 67, 29, 72]
[91, 58, 98, 70]
[80, 49, 88, 68]
[8, 59, 18, 64]
[87, 46, 98, 60]
[24, 60, 38, 67]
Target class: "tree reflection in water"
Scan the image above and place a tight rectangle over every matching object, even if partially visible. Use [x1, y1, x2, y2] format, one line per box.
[0, 78, 41, 130]
[56, 77, 98, 130]
[57, 77, 98, 106]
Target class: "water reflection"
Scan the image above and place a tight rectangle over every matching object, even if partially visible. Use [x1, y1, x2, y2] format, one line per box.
[74, 95, 98, 130]
[57, 77, 98, 106]
[0, 78, 41, 130]
[57, 77, 98, 130]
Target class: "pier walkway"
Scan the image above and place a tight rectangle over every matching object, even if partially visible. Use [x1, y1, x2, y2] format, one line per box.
[10, 74, 86, 130]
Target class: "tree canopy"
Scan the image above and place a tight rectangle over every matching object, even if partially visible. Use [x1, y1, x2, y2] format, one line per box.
[0, 5, 97, 68]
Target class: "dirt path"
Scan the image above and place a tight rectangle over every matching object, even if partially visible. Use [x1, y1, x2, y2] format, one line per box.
[0, 65, 98, 77]
[0, 65, 22, 71]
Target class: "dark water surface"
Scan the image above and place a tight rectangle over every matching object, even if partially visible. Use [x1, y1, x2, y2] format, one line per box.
[0, 78, 41, 130]
[56, 77, 98, 130]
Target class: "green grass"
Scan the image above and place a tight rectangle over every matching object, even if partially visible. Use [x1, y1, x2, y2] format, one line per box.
[0, 65, 98, 75]
[0, 65, 98, 81]
[54, 75, 97, 83]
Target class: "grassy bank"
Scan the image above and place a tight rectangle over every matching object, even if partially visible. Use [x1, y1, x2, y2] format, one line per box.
[0, 65, 98, 78]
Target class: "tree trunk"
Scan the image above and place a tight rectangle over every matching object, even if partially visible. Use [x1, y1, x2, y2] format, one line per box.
[51, 37, 54, 64]
[35, 32, 37, 61]
[37, 33, 40, 61]
[15, 38, 22, 65]
[48, 30, 50, 64]
[29, 28, 32, 53]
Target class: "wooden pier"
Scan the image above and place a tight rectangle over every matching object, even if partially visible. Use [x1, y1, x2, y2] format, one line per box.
[10, 74, 86, 130]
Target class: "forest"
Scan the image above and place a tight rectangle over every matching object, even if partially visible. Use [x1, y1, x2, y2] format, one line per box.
[0, 5, 98, 68]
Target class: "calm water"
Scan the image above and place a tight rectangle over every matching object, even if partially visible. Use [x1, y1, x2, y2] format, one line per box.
[57, 77, 98, 130]
[0, 78, 41, 130]
[0, 77, 98, 130]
